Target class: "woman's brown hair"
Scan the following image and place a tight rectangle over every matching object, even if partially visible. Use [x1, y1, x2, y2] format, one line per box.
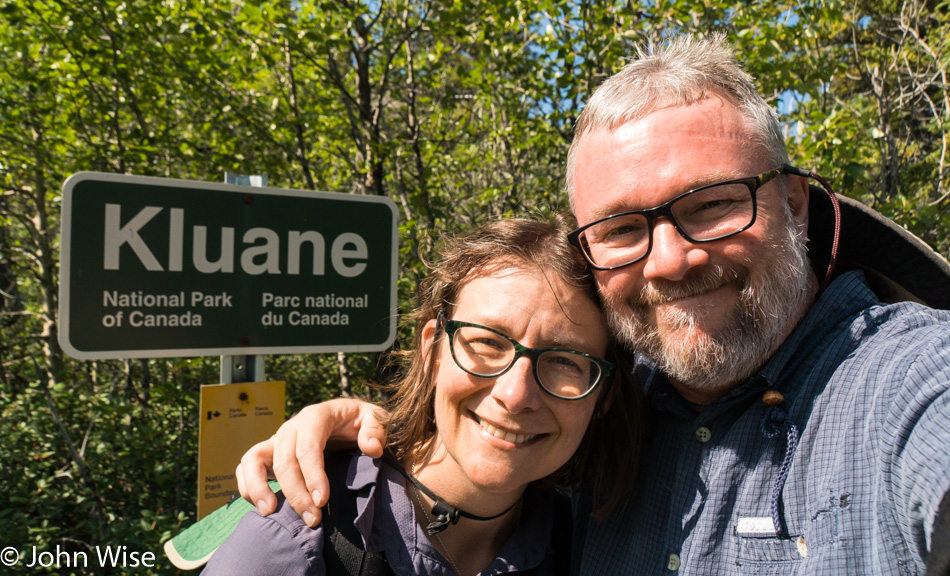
[378, 215, 643, 517]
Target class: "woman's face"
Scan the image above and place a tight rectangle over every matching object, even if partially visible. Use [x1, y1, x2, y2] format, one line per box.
[422, 262, 608, 498]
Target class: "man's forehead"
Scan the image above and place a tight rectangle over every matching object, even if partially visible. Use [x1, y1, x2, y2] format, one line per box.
[584, 166, 756, 221]
[570, 98, 766, 221]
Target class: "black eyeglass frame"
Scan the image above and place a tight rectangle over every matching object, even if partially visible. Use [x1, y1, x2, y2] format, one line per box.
[567, 165, 793, 271]
[436, 311, 614, 400]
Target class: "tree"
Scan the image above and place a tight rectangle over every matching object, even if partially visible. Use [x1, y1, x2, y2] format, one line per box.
[1, 2, 947, 574]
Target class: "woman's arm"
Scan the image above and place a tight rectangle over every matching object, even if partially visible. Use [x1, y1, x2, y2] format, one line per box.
[201, 491, 324, 576]
[236, 399, 389, 526]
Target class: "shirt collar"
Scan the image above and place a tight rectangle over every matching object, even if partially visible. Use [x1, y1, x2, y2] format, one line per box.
[758, 270, 879, 386]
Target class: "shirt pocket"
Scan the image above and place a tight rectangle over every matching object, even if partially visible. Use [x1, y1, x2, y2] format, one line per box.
[735, 497, 843, 568]
[737, 531, 802, 565]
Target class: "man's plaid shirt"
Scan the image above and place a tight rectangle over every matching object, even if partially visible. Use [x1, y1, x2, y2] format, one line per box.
[577, 271, 950, 575]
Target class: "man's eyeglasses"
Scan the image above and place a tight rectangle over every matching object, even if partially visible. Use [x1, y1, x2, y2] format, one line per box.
[437, 312, 613, 400]
[568, 165, 793, 271]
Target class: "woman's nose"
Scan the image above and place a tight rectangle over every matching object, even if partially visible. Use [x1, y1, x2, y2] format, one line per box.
[489, 356, 543, 413]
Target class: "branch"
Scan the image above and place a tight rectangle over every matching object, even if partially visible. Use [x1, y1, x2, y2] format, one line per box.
[283, 37, 316, 191]
[35, 359, 105, 532]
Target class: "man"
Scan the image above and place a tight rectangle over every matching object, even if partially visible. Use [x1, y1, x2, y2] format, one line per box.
[237, 34, 950, 574]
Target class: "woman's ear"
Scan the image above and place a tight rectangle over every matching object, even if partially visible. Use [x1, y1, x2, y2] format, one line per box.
[420, 318, 441, 375]
[595, 345, 628, 417]
[594, 371, 617, 418]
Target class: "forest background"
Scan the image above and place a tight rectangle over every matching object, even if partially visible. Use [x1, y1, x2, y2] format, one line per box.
[2, 0, 949, 574]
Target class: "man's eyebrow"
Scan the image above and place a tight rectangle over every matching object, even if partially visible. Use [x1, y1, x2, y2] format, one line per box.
[586, 169, 750, 221]
[588, 201, 636, 222]
[687, 170, 747, 188]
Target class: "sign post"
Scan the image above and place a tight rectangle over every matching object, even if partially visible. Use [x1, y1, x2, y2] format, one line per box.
[220, 172, 267, 384]
[58, 172, 399, 358]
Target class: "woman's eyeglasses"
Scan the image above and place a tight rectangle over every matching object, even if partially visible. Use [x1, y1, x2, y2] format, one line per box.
[437, 312, 613, 400]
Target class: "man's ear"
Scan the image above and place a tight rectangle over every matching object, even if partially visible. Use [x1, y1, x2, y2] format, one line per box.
[787, 174, 810, 233]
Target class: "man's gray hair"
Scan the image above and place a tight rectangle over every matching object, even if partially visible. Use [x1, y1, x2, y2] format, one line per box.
[565, 33, 789, 204]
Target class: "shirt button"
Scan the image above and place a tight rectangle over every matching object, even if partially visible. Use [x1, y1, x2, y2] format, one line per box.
[695, 427, 712, 443]
[797, 536, 808, 558]
[666, 553, 681, 571]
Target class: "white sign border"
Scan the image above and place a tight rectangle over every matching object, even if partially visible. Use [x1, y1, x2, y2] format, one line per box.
[59, 171, 400, 360]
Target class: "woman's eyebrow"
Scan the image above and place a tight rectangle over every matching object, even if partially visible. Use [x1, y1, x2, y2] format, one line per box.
[543, 328, 600, 352]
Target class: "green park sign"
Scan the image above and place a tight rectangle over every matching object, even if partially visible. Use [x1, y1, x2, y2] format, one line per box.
[59, 172, 399, 359]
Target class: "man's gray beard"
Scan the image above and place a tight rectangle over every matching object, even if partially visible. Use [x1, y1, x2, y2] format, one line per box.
[605, 213, 812, 394]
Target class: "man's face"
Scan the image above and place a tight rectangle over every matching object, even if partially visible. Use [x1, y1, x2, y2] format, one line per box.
[570, 97, 815, 404]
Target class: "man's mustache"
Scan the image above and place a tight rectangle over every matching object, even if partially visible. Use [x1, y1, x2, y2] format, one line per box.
[635, 266, 745, 307]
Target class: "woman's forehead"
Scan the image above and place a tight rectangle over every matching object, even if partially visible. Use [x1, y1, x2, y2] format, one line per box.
[457, 258, 571, 298]
[454, 263, 603, 327]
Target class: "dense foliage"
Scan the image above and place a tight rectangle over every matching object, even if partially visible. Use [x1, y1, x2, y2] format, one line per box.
[1, 0, 948, 573]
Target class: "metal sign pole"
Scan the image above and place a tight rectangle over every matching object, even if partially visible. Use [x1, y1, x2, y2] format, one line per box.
[220, 172, 266, 384]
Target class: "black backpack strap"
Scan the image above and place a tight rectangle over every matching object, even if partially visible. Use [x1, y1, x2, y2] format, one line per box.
[551, 489, 573, 576]
[322, 453, 393, 576]
[517, 488, 574, 576]
[568, 490, 591, 576]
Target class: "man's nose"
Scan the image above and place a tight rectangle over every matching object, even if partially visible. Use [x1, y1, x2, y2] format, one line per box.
[490, 357, 542, 414]
[641, 219, 710, 281]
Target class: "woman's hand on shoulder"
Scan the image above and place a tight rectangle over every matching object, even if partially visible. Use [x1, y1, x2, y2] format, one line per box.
[235, 398, 389, 526]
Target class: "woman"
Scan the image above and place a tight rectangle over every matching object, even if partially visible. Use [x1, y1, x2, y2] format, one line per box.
[201, 217, 642, 575]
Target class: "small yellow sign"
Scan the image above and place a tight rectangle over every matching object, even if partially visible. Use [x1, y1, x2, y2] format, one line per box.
[197, 381, 285, 519]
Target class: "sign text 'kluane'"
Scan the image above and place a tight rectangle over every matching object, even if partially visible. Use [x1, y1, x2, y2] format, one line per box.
[59, 172, 398, 359]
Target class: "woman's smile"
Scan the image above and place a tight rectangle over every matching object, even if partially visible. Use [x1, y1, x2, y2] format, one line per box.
[475, 413, 541, 445]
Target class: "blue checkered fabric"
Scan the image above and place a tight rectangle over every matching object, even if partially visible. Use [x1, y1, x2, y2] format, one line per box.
[576, 271, 950, 575]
